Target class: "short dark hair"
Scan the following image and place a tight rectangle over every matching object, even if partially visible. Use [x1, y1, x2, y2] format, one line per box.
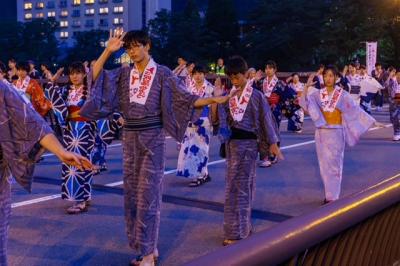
[16, 61, 30, 73]
[387, 66, 396, 73]
[359, 64, 366, 70]
[265, 60, 277, 70]
[192, 65, 207, 74]
[322, 65, 339, 76]
[226, 55, 248, 76]
[68, 61, 86, 75]
[41, 63, 50, 70]
[8, 58, 16, 64]
[349, 62, 357, 67]
[375, 62, 382, 67]
[123, 30, 151, 49]
[291, 72, 299, 78]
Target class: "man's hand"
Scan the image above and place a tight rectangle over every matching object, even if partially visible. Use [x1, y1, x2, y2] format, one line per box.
[58, 151, 92, 171]
[106, 27, 126, 53]
[213, 95, 230, 104]
[270, 143, 284, 161]
[50, 67, 64, 83]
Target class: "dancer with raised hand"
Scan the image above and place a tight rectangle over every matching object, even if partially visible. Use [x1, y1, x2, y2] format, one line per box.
[80, 28, 233, 266]
[45, 62, 97, 214]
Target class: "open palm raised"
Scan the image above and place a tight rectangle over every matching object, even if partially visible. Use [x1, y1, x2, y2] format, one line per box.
[106, 27, 126, 53]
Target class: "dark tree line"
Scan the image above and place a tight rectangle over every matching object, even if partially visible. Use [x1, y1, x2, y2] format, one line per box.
[1, 0, 400, 71]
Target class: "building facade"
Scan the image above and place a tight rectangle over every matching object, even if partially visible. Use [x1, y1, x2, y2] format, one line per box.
[17, 0, 171, 45]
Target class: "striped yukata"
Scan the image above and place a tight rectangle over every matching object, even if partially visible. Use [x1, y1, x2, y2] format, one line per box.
[80, 61, 203, 257]
[0, 81, 52, 265]
[217, 87, 280, 241]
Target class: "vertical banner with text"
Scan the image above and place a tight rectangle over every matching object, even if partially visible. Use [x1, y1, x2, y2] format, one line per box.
[366, 42, 377, 76]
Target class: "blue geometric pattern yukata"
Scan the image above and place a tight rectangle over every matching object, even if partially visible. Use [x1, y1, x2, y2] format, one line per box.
[46, 84, 96, 202]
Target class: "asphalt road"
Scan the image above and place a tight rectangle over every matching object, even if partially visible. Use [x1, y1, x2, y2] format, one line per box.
[7, 107, 400, 266]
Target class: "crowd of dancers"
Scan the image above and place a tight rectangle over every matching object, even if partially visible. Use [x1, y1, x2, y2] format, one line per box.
[0, 28, 399, 266]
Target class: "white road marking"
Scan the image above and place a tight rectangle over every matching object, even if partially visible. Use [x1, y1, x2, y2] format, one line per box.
[12, 122, 392, 208]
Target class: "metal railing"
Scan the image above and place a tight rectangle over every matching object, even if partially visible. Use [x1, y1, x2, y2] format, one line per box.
[185, 174, 400, 266]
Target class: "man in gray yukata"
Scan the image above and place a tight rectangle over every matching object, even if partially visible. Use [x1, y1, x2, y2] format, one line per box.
[0, 81, 91, 265]
[80, 29, 231, 266]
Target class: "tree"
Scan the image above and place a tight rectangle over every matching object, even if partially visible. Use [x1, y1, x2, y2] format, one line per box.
[65, 30, 109, 64]
[204, 0, 240, 61]
[246, 0, 329, 70]
[0, 19, 59, 64]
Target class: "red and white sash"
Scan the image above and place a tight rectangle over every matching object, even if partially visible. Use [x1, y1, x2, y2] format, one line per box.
[191, 83, 206, 97]
[262, 75, 278, 97]
[129, 58, 157, 105]
[229, 81, 253, 122]
[291, 82, 304, 92]
[186, 75, 195, 91]
[68, 85, 84, 106]
[15, 76, 30, 93]
[320, 85, 343, 112]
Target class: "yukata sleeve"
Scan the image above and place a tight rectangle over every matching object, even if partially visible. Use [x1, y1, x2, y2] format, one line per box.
[215, 102, 231, 142]
[299, 89, 326, 127]
[0, 82, 53, 191]
[258, 93, 280, 154]
[29, 80, 52, 117]
[161, 67, 203, 142]
[45, 83, 68, 126]
[80, 67, 122, 120]
[340, 92, 375, 147]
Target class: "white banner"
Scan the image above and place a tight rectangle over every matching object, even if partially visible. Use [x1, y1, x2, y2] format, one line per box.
[366, 42, 377, 76]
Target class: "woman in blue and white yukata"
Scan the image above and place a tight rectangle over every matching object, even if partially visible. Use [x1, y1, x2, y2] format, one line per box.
[177, 65, 214, 187]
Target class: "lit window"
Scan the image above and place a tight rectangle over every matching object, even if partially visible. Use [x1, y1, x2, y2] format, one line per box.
[85, 8, 95, 15]
[25, 13, 33, 19]
[48, 11, 56, 17]
[99, 7, 109, 14]
[61, 10, 68, 17]
[73, 0, 81, 5]
[60, 21, 69, 27]
[85, 0, 95, 3]
[36, 13, 44, 18]
[36, 2, 44, 9]
[113, 6, 123, 13]
[113, 18, 123, 25]
[60, 31, 69, 38]
[24, 3, 32, 10]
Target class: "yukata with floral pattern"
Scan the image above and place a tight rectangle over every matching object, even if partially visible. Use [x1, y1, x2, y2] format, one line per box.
[177, 80, 214, 180]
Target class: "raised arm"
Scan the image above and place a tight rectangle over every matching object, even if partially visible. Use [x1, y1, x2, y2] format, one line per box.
[93, 28, 126, 81]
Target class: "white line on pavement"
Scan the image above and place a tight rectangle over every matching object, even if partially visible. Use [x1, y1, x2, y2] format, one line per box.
[13, 123, 392, 209]
[12, 139, 317, 208]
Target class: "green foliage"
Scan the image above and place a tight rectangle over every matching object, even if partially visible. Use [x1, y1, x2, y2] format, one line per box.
[0, 19, 58, 64]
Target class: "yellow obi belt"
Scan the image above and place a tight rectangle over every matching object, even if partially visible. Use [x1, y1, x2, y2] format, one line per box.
[322, 109, 342, 125]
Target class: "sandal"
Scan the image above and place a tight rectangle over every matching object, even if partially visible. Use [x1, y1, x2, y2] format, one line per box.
[188, 175, 211, 187]
[222, 239, 238, 246]
[130, 252, 159, 266]
[92, 166, 101, 176]
[100, 164, 108, 172]
[66, 201, 88, 214]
